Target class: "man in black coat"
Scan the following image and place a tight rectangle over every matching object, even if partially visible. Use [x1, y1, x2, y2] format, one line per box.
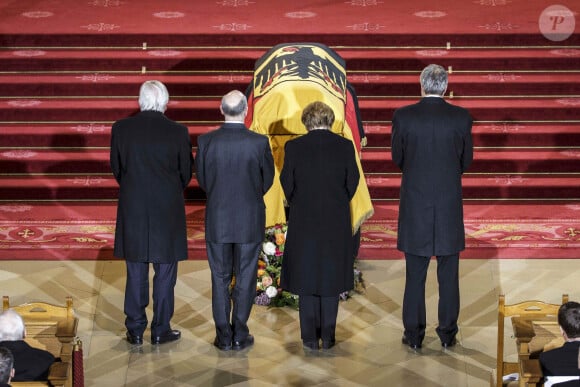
[0, 310, 54, 382]
[280, 101, 360, 351]
[110, 80, 193, 346]
[391, 64, 473, 349]
[540, 301, 580, 386]
[195, 90, 274, 351]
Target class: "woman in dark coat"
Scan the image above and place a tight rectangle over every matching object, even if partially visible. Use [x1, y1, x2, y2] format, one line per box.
[280, 101, 360, 350]
[110, 80, 193, 346]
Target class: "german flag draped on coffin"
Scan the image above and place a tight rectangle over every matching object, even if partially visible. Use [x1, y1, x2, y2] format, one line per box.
[245, 42, 374, 233]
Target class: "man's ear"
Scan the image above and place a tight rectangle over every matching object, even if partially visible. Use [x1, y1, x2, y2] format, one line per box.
[10, 367, 15, 378]
[560, 326, 568, 340]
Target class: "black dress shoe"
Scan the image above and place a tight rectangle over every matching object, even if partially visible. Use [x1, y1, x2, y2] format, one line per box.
[213, 337, 232, 351]
[321, 339, 335, 350]
[126, 332, 143, 345]
[232, 334, 254, 350]
[151, 329, 181, 345]
[402, 336, 422, 349]
[302, 340, 319, 350]
[441, 338, 457, 348]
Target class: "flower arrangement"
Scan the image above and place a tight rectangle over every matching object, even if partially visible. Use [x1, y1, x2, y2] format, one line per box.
[254, 223, 365, 309]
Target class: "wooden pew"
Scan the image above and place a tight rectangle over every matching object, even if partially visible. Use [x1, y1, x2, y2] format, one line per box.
[3, 296, 79, 387]
[493, 294, 568, 387]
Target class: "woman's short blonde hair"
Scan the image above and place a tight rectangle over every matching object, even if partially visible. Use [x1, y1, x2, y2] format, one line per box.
[301, 101, 335, 131]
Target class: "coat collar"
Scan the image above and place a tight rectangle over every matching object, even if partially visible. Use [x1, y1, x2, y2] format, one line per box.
[138, 110, 165, 117]
[420, 96, 446, 105]
[307, 128, 331, 134]
[221, 122, 247, 130]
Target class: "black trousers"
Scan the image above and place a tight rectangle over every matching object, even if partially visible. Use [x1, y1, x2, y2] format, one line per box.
[124, 260, 178, 337]
[402, 253, 459, 345]
[298, 295, 340, 343]
[206, 241, 261, 345]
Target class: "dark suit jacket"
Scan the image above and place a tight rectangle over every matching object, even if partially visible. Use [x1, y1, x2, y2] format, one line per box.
[280, 130, 359, 296]
[110, 110, 193, 263]
[391, 97, 473, 256]
[0, 340, 54, 382]
[195, 122, 274, 243]
[540, 341, 580, 377]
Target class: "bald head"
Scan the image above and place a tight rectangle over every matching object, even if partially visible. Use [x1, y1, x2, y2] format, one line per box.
[220, 90, 248, 121]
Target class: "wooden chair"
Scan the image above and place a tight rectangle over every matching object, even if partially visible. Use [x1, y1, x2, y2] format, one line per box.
[494, 293, 569, 387]
[3, 296, 80, 387]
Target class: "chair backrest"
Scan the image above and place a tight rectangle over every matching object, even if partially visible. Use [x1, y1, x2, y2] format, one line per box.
[3, 296, 74, 318]
[2, 296, 77, 359]
[495, 293, 569, 387]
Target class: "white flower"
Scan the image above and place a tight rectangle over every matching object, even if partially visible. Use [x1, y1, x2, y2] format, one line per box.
[265, 286, 278, 298]
[263, 241, 277, 256]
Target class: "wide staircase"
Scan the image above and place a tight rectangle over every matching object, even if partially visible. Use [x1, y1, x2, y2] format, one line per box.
[0, 21, 579, 259]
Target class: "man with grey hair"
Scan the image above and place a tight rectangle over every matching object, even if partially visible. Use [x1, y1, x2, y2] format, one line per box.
[0, 347, 14, 387]
[111, 80, 193, 346]
[0, 310, 54, 381]
[391, 64, 473, 350]
[196, 90, 274, 351]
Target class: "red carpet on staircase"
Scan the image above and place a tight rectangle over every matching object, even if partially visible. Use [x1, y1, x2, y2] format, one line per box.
[0, 0, 578, 260]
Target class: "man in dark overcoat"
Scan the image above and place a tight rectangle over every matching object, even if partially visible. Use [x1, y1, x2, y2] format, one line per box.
[195, 90, 274, 351]
[391, 64, 473, 350]
[110, 80, 193, 346]
[280, 101, 360, 351]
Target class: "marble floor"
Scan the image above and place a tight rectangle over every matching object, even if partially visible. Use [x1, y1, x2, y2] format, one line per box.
[1, 258, 579, 387]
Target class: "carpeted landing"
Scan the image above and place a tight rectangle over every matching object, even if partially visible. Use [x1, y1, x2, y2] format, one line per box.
[0, 201, 578, 260]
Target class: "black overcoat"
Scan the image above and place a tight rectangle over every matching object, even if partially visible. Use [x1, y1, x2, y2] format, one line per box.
[280, 130, 360, 296]
[391, 97, 473, 257]
[195, 123, 274, 243]
[539, 341, 580, 377]
[110, 110, 193, 263]
[0, 340, 55, 382]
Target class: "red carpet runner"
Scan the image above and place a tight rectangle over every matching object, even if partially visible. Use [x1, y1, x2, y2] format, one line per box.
[1, 202, 578, 260]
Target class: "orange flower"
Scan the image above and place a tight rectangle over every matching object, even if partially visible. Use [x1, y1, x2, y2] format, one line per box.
[275, 232, 285, 246]
[258, 259, 267, 269]
[257, 269, 266, 277]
